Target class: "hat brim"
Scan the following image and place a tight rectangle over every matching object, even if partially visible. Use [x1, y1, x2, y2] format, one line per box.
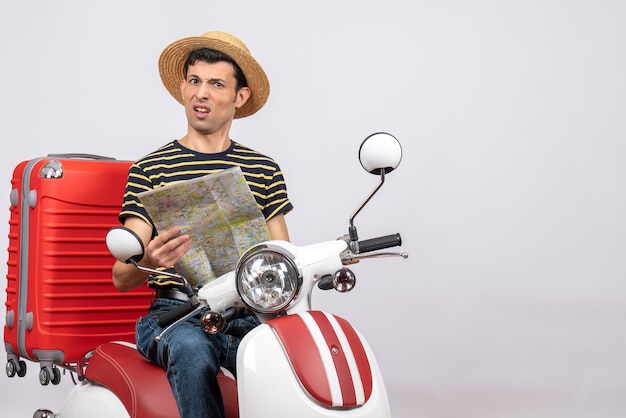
[158, 34, 270, 119]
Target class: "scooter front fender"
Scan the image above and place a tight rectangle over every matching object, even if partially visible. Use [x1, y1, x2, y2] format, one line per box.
[237, 311, 391, 418]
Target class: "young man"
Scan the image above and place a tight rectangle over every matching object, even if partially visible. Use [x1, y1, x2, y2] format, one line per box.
[112, 31, 293, 418]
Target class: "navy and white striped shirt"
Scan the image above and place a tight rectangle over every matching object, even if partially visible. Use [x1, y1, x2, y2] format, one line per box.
[119, 139, 293, 230]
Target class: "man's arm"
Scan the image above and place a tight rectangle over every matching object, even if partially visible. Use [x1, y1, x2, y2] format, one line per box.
[111, 216, 192, 292]
[266, 213, 290, 241]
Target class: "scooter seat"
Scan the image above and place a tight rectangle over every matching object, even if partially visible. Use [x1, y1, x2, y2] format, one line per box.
[85, 341, 239, 418]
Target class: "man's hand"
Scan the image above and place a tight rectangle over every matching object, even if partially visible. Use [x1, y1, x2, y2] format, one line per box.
[143, 226, 192, 269]
[112, 218, 192, 292]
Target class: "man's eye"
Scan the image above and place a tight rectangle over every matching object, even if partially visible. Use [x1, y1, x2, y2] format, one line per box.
[213, 82, 224, 88]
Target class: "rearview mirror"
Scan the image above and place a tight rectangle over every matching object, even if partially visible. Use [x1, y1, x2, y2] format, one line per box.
[359, 132, 402, 175]
[106, 226, 145, 264]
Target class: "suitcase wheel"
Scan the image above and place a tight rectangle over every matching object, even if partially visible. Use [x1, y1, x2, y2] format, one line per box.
[5, 358, 27, 378]
[39, 365, 61, 385]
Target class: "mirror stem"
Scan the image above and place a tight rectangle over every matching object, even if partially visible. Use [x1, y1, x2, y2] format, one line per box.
[349, 170, 386, 241]
[128, 259, 185, 281]
[128, 260, 195, 296]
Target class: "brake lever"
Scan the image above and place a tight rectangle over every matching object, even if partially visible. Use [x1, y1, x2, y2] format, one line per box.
[343, 251, 409, 265]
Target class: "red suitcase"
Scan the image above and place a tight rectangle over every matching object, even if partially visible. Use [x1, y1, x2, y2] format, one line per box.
[3, 154, 152, 385]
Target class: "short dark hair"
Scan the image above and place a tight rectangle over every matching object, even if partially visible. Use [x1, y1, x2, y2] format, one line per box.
[183, 48, 248, 91]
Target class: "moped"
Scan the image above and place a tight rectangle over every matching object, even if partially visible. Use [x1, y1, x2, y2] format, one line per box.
[34, 132, 408, 418]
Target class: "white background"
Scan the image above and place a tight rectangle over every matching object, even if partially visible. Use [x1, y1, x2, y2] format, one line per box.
[1, 1, 626, 417]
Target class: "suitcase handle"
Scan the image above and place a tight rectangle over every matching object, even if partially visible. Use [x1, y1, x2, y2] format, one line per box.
[46, 153, 117, 161]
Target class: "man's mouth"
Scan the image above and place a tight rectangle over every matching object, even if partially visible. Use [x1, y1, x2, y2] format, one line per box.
[194, 106, 210, 113]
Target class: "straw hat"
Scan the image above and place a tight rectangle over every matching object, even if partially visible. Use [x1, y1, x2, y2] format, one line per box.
[158, 31, 270, 119]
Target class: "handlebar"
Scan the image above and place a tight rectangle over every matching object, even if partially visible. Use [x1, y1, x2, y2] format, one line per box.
[318, 232, 405, 291]
[356, 233, 402, 253]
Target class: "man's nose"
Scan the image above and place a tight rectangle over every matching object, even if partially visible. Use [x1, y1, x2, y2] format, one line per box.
[196, 82, 211, 99]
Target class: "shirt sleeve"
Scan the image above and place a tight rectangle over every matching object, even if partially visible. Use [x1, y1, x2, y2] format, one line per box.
[118, 163, 155, 228]
[262, 162, 293, 221]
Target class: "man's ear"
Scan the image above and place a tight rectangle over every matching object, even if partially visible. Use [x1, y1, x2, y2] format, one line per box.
[235, 87, 251, 108]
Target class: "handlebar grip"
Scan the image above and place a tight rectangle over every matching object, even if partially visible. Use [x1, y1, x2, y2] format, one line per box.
[157, 300, 196, 327]
[357, 233, 402, 253]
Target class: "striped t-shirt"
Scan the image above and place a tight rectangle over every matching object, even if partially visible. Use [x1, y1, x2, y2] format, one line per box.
[119, 139, 293, 230]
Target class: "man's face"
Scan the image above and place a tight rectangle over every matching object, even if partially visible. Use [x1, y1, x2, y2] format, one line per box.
[180, 61, 250, 135]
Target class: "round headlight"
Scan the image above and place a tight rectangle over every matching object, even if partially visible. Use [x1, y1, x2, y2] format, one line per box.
[236, 244, 301, 314]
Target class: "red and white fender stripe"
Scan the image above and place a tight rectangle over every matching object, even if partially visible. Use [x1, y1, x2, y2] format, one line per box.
[268, 311, 373, 408]
[300, 311, 366, 406]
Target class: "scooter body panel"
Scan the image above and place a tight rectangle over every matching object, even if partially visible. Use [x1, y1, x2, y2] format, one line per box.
[237, 313, 391, 418]
[57, 380, 130, 418]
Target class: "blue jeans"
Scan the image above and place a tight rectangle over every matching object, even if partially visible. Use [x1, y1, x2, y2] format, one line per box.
[135, 298, 259, 418]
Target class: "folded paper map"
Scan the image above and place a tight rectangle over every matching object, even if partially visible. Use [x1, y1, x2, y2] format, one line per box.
[138, 167, 270, 287]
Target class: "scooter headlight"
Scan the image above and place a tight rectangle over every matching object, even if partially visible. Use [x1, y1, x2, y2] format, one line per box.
[236, 244, 301, 314]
